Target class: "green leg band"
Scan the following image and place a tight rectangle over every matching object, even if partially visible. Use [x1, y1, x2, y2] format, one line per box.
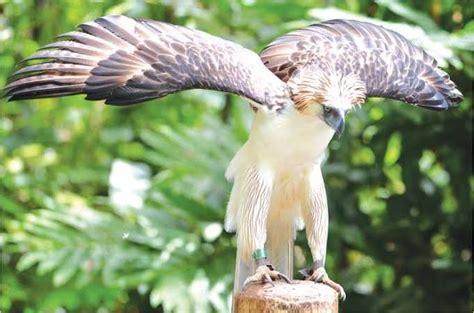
[253, 248, 266, 260]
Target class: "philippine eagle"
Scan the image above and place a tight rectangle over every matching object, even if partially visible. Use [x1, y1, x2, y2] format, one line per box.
[4, 15, 463, 300]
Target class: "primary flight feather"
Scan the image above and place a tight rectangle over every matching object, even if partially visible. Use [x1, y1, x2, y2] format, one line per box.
[4, 15, 462, 300]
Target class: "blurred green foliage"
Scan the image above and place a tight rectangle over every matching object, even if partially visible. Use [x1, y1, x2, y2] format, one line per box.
[0, 0, 472, 312]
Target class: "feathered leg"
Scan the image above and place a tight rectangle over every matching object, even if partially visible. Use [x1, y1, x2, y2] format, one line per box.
[300, 164, 346, 300]
[227, 166, 290, 293]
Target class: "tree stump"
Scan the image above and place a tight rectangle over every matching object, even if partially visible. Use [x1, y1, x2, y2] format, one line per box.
[234, 280, 338, 313]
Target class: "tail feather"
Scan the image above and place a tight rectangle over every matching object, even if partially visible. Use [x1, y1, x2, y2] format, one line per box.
[233, 247, 255, 295]
[267, 236, 294, 279]
[266, 215, 295, 280]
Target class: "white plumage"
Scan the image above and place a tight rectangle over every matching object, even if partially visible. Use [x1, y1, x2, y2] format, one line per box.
[225, 106, 335, 291]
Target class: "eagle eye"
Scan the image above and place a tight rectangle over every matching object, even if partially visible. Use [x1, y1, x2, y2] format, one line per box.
[323, 106, 332, 113]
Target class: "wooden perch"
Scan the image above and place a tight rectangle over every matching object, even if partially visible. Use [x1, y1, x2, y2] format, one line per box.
[234, 280, 338, 313]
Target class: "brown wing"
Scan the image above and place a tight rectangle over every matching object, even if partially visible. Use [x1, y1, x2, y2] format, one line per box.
[260, 19, 463, 110]
[4, 15, 290, 112]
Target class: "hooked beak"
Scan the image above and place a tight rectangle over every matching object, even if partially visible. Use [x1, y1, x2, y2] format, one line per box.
[323, 108, 345, 136]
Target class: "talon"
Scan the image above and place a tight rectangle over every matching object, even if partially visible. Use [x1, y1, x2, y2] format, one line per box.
[298, 267, 311, 278]
[299, 265, 346, 300]
[278, 272, 292, 283]
[243, 264, 291, 289]
[321, 276, 346, 301]
[263, 273, 274, 286]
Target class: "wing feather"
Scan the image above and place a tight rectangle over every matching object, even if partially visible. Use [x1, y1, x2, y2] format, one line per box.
[19, 50, 98, 66]
[7, 84, 85, 101]
[56, 31, 115, 50]
[10, 63, 90, 77]
[4, 15, 290, 112]
[39, 41, 107, 57]
[260, 19, 463, 110]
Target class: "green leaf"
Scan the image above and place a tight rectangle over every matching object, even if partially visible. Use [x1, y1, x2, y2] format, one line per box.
[52, 249, 84, 286]
[375, 0, 439, 31]
[384, 132, 402, 167]
[16, 252, 44, 271]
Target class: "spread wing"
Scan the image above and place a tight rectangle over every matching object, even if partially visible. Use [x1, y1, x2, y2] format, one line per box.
[260, 19, 463, 110]
[4, 15, 290, 112]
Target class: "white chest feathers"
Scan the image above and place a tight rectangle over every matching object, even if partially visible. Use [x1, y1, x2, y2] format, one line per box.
[226, 107, 335, 180]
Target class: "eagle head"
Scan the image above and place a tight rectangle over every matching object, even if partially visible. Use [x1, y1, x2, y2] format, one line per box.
[288, 69, 366, 135]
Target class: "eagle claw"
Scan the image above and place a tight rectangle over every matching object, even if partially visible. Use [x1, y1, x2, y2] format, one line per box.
[243, 264, 291, 289]
[299, 266, 346, 301]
